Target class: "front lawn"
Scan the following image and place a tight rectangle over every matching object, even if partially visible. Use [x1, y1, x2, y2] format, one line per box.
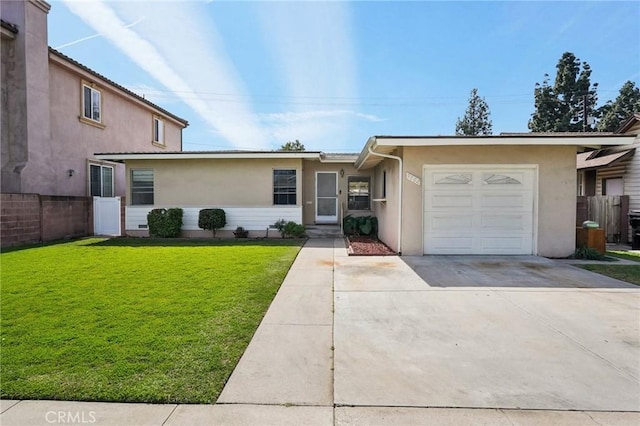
[579, 251, 640, 286]
[1, 238, 302, 403]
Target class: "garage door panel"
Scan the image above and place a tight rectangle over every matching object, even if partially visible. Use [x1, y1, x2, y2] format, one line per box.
[481, 214, 528, 230]
[424, 166, 535, 255]
[429, 213, 473, 231]
[480, 193, 532, 209]
[427, 193, 474, 208]
[425, 236, 474, 254]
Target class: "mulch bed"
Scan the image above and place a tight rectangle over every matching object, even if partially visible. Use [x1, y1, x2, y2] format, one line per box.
[346, 236, 397, 256]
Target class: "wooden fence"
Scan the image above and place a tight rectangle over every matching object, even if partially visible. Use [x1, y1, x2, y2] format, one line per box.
[576, 195, 630, 243]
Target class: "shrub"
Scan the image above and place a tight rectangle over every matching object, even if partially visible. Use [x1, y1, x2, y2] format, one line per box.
[343, 215, 378, 237]
[273, 219, 288, 238]
[273, 219, 306, 238]
[147, 208, 183, 238]
[284, 221, 306, 238]
[198, 209, 226, 237]
[573, 246, 607, 261]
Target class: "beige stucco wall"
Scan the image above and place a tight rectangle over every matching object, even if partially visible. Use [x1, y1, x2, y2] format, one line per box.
[48, 61, 183, 198]
[371, 155, 401, 252]
[301, 160, 373, 225]
[126, 158, 304, 207]
[381, 145, 577, 257]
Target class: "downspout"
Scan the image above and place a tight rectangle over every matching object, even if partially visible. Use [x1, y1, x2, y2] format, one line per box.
[367, 145, 403, 255]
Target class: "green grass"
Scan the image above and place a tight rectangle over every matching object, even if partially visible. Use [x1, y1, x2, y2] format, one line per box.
[606, 250, 640, 263]
[1, 238, 302, 403]
[577, 250, 640, 285]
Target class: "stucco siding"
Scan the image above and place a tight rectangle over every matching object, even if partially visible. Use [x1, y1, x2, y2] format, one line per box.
[301, 160, 372, 225]
[372, 156, 401, 252]
[398, 145, 576, 257]
[126, 158, 304, 208]
[47, 62, 183, 197]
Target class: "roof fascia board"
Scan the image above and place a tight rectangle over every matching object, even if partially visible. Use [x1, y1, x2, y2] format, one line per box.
[373, 136, 636, 147]
[354, 137, 377, 169]
[94, 152, 323, 161]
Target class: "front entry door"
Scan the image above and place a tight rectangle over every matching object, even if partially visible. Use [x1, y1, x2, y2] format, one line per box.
[316, 172, 338, 223]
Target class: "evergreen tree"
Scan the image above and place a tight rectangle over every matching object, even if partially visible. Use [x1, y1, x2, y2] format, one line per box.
[279, 139, 305, 151]
[528, 75, 562, 132]
[529, 52, 598, 132]
[597, 81, 640, 132]
[455, 88, 492, 135]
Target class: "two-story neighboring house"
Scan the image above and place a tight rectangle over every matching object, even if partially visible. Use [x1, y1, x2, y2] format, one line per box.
[1, 0, 188, 199]
[1, 0, 187, 246]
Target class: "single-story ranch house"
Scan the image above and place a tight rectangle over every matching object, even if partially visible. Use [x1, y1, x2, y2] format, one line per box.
[96, 133, 634, 257]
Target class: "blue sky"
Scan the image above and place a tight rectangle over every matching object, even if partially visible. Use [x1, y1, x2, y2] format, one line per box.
[48, 1, 640, 152]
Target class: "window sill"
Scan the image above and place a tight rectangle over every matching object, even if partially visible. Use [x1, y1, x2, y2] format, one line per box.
[372, 198, 387, 202]
[79, 116, 106, 129]
[152, 142, 166, 149]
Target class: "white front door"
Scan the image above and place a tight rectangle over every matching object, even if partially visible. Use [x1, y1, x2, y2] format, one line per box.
[423, 165, 536, 255]
[316, 172, 338, 223]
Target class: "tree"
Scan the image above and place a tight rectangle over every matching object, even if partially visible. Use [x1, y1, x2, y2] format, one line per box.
[528, 75, 562, 132]
[279, 139, 305, 151]
[529, 52, 598, 132]
[597, 81, 640, 132]
[455, 88, 492, 135]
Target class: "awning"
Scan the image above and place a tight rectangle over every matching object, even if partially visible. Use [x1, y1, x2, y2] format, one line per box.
[577, 148, 635, 170]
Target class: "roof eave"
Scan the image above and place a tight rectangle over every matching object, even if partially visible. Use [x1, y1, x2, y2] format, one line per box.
[94, 151, 323, 161]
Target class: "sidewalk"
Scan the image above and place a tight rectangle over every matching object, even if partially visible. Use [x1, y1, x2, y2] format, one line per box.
[2, 239, 639, 425]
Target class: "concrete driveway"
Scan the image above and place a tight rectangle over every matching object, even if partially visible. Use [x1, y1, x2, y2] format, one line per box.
[334, 255, 640, 412]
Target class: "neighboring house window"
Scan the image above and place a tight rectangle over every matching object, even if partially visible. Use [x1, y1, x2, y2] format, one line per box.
[153, 116, 164, 145]
[603, 177, 623, 196]
[90, 164, 114, 197]
[577, 171, 584, 196]
[131, 170, 154, 205]
[348, 176, 371, 210]
[82, 83, 102, 123]
[273, 169, 296, 205]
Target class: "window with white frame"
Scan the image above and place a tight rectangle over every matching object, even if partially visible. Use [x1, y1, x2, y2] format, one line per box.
[153, 116, 164, 145]
[348, 176, 371, 210]
[82, 83, 102, 123]
[131, 169, 154, 205]
[89, 164, 114, 197]
[577, 171, 584, 196]
[273, 169, 297, 205]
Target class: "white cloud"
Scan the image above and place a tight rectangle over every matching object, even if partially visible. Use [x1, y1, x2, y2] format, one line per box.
[61, 0, 271, 150]
[254, 2, 364, 148]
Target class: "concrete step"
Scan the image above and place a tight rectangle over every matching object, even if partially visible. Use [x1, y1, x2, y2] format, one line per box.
[305, 225, 343, 239]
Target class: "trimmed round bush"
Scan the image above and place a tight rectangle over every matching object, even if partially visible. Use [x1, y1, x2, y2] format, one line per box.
[147, 208, 183, 238]
[198, 208, 226, 237]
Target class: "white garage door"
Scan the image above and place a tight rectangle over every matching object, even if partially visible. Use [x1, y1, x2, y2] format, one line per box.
[423, 165, 536, 255]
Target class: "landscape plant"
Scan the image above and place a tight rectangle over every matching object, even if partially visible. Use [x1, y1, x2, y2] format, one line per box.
[343, 215, 378, 237]
[147, 208, 183, 238]
[273, 219, 306, 238]
[198, 208, 226, 237]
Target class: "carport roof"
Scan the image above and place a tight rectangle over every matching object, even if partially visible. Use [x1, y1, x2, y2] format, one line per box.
[355, 134, 637, 169]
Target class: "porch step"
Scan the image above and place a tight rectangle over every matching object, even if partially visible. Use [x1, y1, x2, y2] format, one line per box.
[305, 225, 343, 239]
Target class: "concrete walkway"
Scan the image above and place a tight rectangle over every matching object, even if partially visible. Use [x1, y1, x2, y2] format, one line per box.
[2, 239, 639, 425]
